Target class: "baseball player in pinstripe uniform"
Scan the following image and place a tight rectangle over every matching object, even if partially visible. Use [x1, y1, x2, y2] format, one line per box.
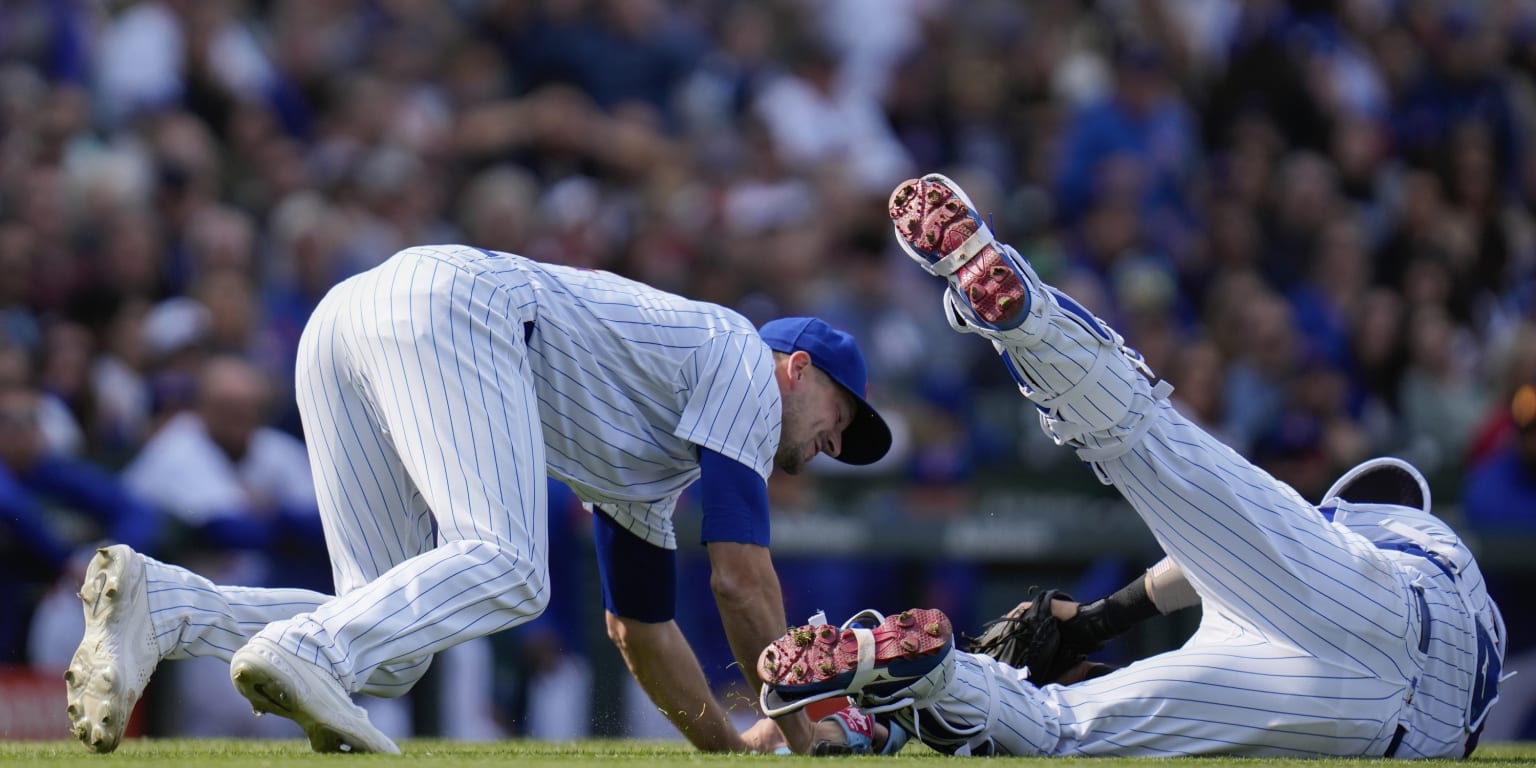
[756, 174, 1507, 758]
[64, 244, 892, 754]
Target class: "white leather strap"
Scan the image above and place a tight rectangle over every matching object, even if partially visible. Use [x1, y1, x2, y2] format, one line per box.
[1073, 380, 1175, 464]
[848, 627, 879, 689]
[929, 227, 994, 276]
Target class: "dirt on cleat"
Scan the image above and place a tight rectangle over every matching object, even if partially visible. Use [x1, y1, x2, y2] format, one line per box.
[888, 177, 1028, 327]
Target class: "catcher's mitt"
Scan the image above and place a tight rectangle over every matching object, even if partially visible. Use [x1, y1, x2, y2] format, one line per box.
[965, 588, 1118, 685]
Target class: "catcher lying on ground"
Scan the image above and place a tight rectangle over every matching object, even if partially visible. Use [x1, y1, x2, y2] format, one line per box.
[767, 170, 1504, 759]
[790, 565, 1197, 756]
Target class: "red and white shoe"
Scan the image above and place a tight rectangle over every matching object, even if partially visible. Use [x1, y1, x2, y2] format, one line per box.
[890, 172, 1164, 414]
[888, 174, 1039, 330]
[758, 608, 954, 717]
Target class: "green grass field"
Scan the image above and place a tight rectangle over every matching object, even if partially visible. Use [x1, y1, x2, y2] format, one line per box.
[2, 740, 1534, 767]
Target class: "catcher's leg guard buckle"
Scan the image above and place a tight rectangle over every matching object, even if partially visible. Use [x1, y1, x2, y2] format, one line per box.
[758, 609, 954, 718]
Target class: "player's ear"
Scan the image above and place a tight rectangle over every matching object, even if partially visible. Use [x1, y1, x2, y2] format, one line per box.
[788, 350, 813, 384]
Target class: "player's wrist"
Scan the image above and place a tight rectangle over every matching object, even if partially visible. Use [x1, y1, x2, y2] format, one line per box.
[1065, 576, 1158, 648]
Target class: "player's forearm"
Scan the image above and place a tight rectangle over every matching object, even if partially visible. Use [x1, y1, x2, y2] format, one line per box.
[1065, 558, 1199, 649]
[605, 614, 745, 752]
[706, 542, 813, 752]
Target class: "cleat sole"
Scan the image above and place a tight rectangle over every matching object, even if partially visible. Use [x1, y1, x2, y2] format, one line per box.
[758, 609, 952, 695]
[888, 176, 1028, 327]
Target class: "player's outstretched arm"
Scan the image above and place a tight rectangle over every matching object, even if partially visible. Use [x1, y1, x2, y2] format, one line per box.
[605, 612, 747, 751]
[972, 559, 1201, 684]
[706, 540, 814, 753]
[1053, 558, 1200, 647]
[1047, 558, 1201, 640]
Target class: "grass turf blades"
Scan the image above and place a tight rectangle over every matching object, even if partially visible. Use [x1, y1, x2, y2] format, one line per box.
[0, 739, 1533, 766]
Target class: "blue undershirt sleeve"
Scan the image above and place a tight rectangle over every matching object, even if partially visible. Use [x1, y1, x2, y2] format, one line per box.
[592, 508, 676, 623]
[697, 446, 771, 548]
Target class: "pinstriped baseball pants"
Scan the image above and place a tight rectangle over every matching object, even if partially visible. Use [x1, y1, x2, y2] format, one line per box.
[145, 250, 551, 695]
[900, 285, 1475, 757]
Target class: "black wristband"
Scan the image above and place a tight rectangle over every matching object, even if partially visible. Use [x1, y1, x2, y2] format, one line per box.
[1062, 576, 1159, 649]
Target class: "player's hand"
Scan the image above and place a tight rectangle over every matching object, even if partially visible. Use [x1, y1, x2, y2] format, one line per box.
[741, 717, 790, 754]
[1011, 597, 1081, 622]
[968, 588, 1096, 685]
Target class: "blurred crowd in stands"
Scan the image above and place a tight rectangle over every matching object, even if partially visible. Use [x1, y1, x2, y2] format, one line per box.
[1, 0, 1534, 742]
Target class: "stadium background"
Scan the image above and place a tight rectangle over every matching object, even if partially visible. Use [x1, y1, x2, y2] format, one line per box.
[0, 0, 1533, 745]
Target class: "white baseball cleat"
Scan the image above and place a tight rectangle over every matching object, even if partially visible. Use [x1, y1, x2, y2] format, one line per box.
[230, 637, 400, 754]
[65, 545, 161, 753]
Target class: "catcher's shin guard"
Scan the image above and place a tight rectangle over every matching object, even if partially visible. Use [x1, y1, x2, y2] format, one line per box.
[959, 251, 1172, 465]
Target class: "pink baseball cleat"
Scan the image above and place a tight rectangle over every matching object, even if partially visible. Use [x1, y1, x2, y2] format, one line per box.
[889, 174, 1033, 329]
[758, 608, 954, 717]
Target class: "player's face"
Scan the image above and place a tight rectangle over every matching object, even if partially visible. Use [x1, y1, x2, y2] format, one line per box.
[775, 367, 855, 475]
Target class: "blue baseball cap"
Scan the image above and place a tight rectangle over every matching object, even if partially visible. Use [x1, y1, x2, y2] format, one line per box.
[759, 317, 892, 465]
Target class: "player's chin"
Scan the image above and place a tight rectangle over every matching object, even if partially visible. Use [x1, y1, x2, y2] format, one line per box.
[775, 448, 807, 475]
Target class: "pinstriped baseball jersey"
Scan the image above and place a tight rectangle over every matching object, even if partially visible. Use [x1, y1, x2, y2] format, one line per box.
[508, 250, 782, 548]
[342, 243, 780, 550]
[133, 243, 790, 700]
[893, 273, 1503, 759]
[133, 244, 790, 698]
